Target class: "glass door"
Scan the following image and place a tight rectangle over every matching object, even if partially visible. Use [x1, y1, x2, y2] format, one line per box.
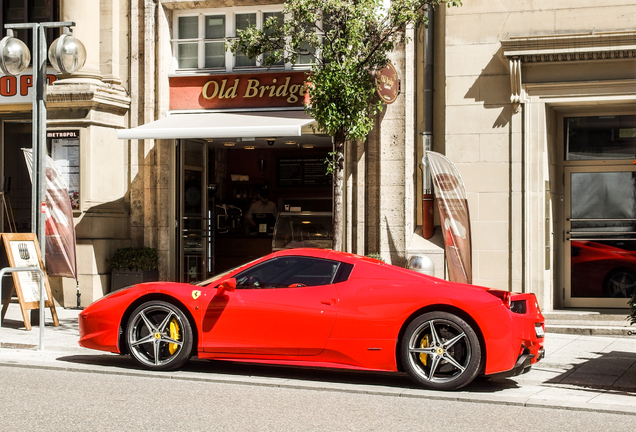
[562, 107, 636, 307]
[562, 114, 636, 308]
[565, 167, 636, 307]
[177, 140, 215, 283]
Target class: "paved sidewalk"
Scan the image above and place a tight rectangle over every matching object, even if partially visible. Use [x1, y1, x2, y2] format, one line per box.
[1, 305, 635, 415]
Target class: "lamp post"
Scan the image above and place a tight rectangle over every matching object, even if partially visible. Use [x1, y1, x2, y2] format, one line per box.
[0, 23, 86, 256]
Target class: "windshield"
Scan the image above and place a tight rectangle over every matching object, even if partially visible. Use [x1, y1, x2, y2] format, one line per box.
[272, 213, 333, 250]
[194, 258, 260, 286]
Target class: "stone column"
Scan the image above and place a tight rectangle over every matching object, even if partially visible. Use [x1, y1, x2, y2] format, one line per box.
[98, 0, 124, 86]
[59, 0, 103, 83]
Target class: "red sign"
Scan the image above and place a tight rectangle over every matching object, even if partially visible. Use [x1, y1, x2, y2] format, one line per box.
[169, 71, 310, 110]
[0, 72, 57, 103]
[374, 63, 399, 104]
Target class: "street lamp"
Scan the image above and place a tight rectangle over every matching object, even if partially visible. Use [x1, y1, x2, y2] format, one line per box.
[0, 23, 86, 256]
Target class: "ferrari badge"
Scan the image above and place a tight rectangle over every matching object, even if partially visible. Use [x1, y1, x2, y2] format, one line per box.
[192, 290, 201, 300]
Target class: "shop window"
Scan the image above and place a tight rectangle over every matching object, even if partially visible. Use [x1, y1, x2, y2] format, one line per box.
[565, 115, 636, 161]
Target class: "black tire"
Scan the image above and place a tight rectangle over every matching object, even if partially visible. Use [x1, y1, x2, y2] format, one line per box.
[126, 300, 193, 371]
[603, 269, 636, 298]
[401, 311, 482, 391]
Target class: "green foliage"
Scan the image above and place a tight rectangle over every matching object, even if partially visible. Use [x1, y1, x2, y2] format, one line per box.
[324, 151, 337, 174]
[365, 253, 385, 263]
[231, 0, 461, 250]
[108, 247, 159, 271]
[230, 0, 461, 145]
[629, 291, 636, 326]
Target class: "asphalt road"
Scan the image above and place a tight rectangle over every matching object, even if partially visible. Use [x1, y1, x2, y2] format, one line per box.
[0, 366, 633, 432]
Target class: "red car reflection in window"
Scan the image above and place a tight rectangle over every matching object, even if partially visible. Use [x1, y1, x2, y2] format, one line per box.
[571, 241, 636, 298]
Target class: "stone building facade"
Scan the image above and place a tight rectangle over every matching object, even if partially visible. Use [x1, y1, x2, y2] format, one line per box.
[439, 1, 636, 310]
[2, 1, 634, 311]
[0, 0, 130, 306]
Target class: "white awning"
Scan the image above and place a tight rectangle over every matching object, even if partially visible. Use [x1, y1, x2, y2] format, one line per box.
[117, 111, 316, 140]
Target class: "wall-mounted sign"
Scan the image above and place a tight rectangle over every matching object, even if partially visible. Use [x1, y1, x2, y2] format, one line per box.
[0, 69, 57, 104]
[278, 157, 331, 187]
[47, 130, 80, 211]
[169, 71, 309, 110]
[374, 63, 399, 104]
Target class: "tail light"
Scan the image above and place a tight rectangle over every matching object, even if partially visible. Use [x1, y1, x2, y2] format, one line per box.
[488, 289, 511, 309]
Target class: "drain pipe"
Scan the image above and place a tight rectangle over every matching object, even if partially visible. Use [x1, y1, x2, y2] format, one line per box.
[421, 6, 435, 239]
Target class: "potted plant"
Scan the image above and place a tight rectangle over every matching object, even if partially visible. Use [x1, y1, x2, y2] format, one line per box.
[109, 247, 159, 292]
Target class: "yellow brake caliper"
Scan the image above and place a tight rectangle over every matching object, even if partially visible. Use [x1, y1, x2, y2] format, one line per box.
[419, 334, 429, 366]
[169, 319, 180, 355]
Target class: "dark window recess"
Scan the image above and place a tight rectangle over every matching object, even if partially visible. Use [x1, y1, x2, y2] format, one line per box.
[565, 115, 636, 161]
[0, 1, 60, 52]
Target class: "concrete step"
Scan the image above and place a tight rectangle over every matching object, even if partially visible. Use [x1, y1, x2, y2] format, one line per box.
[543, 310, 635, 336]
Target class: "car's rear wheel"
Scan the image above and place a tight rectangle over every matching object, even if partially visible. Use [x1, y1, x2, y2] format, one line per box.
[401, 311, 481, 390]
[126, 300, 193, 370]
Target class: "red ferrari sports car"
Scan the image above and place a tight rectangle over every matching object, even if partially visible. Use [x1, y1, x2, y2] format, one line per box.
[79, 248, 545, 390]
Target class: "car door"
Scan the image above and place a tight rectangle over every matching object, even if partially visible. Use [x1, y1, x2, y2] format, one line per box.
[201, 256, 341, 356]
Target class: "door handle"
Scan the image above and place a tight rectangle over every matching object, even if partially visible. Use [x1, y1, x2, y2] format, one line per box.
[321, 299, 336, 306]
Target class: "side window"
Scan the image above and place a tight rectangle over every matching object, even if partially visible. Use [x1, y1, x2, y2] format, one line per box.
[235, 257, 341, 289]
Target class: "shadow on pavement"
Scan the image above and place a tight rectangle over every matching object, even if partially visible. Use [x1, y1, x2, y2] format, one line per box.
[545, 350, 636, 393]
[55, 353, 523, 392]
[1, 316, 78, 332]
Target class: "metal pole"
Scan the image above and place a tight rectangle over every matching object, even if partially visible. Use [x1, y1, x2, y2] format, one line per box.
[420, 7, 435, 240]
[29, 24, 40, 250]
[36, 24, 48, 260]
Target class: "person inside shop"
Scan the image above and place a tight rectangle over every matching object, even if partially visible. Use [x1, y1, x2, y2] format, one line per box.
[245, 188, 278, 234]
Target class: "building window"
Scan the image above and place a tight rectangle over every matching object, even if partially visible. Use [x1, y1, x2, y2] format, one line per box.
[174, 7, 285, 72]
[565, 115, 636, 161]
[173, 7, 331, 72]
[0, 0, 59, 49]
[234, 13, 256, 67]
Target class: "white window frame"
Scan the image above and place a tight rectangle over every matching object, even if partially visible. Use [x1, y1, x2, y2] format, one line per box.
[172, 6, 289, 73]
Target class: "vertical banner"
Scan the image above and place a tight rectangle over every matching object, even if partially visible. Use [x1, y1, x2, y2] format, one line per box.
[22, 149, 78, 280]
[426, 151, 472, 284]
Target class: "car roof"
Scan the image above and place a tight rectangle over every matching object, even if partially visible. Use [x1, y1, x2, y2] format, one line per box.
[271, 248, 366, 264]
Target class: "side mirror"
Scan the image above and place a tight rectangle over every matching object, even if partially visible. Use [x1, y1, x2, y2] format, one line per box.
[216, 278, 236, 296]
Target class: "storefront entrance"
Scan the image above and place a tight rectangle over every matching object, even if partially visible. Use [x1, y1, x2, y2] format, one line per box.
[176, 140, 216, 283]
[1, 120, 32, 234]
[562, 115, 636, 308]
[176, 136, 333, 283]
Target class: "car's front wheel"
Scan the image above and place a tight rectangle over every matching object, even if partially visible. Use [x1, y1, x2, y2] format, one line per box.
[126, 300, 193, 370]
[401, 311, 482, 390]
